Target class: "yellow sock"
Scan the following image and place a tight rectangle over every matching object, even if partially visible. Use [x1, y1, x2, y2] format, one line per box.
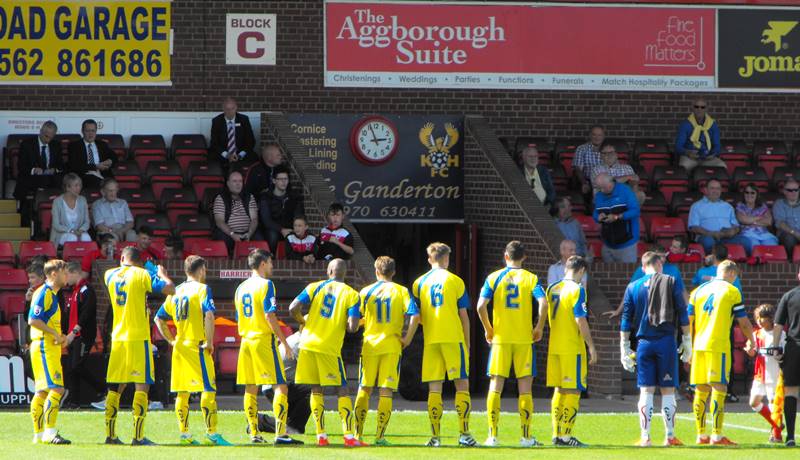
[561, 393, 580, 438]
[354, 390, 370, 439]
[376, 395, 392, 440]
[519, 393, 534, 440]
[551, 389, 563, 439]
[273, 391, 289, 437]
[105, 390, 121, 439]
[44, 391, 62, 431]
[132, 390, 148, 441]
[428, 391, 443, 438]
[338, 396, 354, 437]
[310, 392, 325, 436]
[693, 389, 710, 436]
[487, 390, 501, 438]
[201, 392, 218, 435]
[455, 390, 471, 435]
[31, 393, 45, 435]
[711, 390, 726, 437]
[175, 392, 190, 434]
[244, 392, 259, 436]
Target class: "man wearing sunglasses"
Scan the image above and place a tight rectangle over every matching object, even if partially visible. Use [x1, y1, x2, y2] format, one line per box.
[773, 179, 800, 257]
[675, 99, 724, 173]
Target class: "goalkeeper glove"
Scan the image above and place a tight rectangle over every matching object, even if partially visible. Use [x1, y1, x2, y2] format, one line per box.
[620, 339, 636, 372]
[678, 334, 693, 363]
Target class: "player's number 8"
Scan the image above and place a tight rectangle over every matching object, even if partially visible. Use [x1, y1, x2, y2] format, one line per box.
[242, 293, 253, 318]
[505, 284, 520, 309]
[114, 281, 127, 306]
[430, 283, 443, 307]
[321, 294, 336, 318]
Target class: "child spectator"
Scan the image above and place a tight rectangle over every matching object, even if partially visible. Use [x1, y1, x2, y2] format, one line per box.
[666, 235, 703, 263]
[317, 203, 354, 260]
[163, 237, 185, 260]
[746, 303, 786, 443]
[80, 233, 116, 279]
[135, 226, 160, 263]
[286, 216, 317, 264]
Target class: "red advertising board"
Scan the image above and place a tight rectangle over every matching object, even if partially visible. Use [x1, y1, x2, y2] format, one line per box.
[325, 1, 716, 91]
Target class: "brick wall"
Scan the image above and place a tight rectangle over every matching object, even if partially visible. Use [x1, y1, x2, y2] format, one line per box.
[1, 0, 798, 143]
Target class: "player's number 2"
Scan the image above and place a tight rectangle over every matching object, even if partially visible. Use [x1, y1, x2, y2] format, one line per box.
[505, 284, 519, 309]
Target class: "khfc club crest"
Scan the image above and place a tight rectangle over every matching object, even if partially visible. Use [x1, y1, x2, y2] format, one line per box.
[419, 122, 460, 177]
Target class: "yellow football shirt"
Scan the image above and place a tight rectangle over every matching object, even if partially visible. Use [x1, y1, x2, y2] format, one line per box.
[689, 279, 746, 352]
[296, 279, 360, 356]
[480, 267, 545, 344]
[28, 283, 61, 341]
[359, 281, 420, 355]
[546, 279, 588, 354]
[234, 276, 277, 339]
[412, 268, 470, 344]
[105, 265, 166, 341]
[156, 280, 216, 341]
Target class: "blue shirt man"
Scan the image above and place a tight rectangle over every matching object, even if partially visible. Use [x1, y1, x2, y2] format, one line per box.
[593, 173, 640, 263]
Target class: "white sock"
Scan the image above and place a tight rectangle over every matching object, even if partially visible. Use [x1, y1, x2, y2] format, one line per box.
[43, 427, 57, 439]
[638, 392, 654, 439]
[752, 402, 763, 412]
[661, 393, 677, 438]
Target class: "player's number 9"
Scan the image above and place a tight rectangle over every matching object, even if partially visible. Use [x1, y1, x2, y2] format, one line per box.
[242, 293, 253, 318]
[505, 284, 519, 309]
[430, 283, 443, 307]
[321, 294, 336, 318]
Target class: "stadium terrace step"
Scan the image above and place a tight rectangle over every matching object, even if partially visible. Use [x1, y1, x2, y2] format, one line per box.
[0, 228, 31, 241]
[0, 213, 21, 227]
[0, 200, 17, 213]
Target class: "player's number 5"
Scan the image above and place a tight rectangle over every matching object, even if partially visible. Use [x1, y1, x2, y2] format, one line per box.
[321, 294, 336, 318]
[242, 293, 253, 318]
[114, 281, 127, 307]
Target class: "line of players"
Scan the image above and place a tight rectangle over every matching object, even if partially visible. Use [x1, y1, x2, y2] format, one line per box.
[27, 240, 791, 447]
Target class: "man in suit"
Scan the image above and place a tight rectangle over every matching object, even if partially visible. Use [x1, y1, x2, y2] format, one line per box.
[15, 120, 64, 225]
[67, 119, 117, 189]
[519, 146, 555, 208]
[209, 97, 256, 168]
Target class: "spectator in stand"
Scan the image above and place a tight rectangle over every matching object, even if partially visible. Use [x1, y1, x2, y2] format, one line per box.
[60, 262, 105, 408]
[773, 179, 800, 257]
[133, 226, 161, 263]
[15, 121, 64, 225]
[547, 239, 588, 286]
[285, 216, 318, 264]
[162, 237, 184, 260]
[736, 183, 779, 254]
[50, 173, 92, 247]
[573, 125, 605, 207]
[92, 179, 136, 242]
[553, 196, 589, 258]
[518, 146, 555, 208]
[692, 243, 742, 291]
[258, 166, 304, 253]
[666, 235, 703, 264]
[246, 143, 285, 196]
[67, 119, 117, 189]
[675, 98, 724, 173]
[209, 97, 256, 168]
[688, 179, 750, 254]
[592, 141, 644, 204]
[593, 172, 640, 263]
[316, 202, 354, 260]
[80, 233, 115, 279]
[212, 170, 261, 251]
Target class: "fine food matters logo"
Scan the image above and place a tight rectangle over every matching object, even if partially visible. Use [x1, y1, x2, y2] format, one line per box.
[739, 20, 799, 78]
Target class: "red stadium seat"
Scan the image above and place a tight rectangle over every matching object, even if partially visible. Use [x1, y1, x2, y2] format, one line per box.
[641, 191, 667, 221]
[134, 214, 172, 237]
[652, 166, 689, 203]
[0, 269, 29, 290]
[755, 141, 790, 178]
[187, 162, 224, 198]
[186, 239, 228, 258]
[574, 214, 600, 239]
[234, 240, 271, 259]
[5, 134, 34, 179]
[692, 167, 730, 193]
[719, 139, 751, 171]
[62, 241, 99, 262]
[648, 217, 686, 242]
[216, 344, 239, 376]
[176, 214, 212, 238]
[548, 164, 569, 193]
[82, 188, 102, 204]
[120, 188, 158, 217]
[0, 292, 26, 322]
[171, 134, 208, 170]
[19, 241, 56, 265]
[275, 241, 287, 260]
[160, 188, 198, 226]
[0, 242, 16, 268]
[793, 246, 800, 264]
[606, 138, 632, 163]
[96, 134, 127, 160]
[634, 139, 671, 176]
[145, 161, 183, 200]
[0, 325, 15, 351]
[130, 134, 167, 170]
[771, 167, 800, 192]
[114, 160, 143, 190]
[724, 244, 748, 262]
[752, 245, 788, 263]
[213, 322, 240, 346]
[555, 138, 583, 178]
[733, 167, 769, 193]
[637, 242, 648, 258]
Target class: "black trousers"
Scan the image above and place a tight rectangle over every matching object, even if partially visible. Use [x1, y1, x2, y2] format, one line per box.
[65, 338, 106, 402]
[260, 383, 312, 433]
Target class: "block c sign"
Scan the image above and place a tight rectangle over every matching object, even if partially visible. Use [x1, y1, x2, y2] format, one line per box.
[226, 14, 276, 65]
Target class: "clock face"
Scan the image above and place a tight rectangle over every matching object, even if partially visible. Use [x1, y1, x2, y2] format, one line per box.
[350, 117, 399, 165]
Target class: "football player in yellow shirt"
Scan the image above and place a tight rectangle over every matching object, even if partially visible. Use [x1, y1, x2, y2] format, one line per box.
[536, 255, 596, 447]
[289, 258, 364, 447]
[413, 242, 475, 447]
[103, 246, 175, 446]
[353, 256, 420, 446]
[234, 249, 300, 445]
[154, 255, 232, 446]
[477, 241, 546, 447]
[28, 259, 70, 445]
[688, 260, 756, 445]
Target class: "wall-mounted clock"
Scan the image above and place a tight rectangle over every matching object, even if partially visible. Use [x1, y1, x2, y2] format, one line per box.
[349, 116, 399, 165]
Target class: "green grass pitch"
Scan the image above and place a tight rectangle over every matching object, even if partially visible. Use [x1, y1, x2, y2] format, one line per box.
[0, 409, 789, 459]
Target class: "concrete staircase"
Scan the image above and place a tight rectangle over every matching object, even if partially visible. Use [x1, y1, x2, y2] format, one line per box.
[0, 200, 30, 251]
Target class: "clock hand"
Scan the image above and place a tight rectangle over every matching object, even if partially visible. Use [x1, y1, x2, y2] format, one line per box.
[368, 125, 379, 145]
